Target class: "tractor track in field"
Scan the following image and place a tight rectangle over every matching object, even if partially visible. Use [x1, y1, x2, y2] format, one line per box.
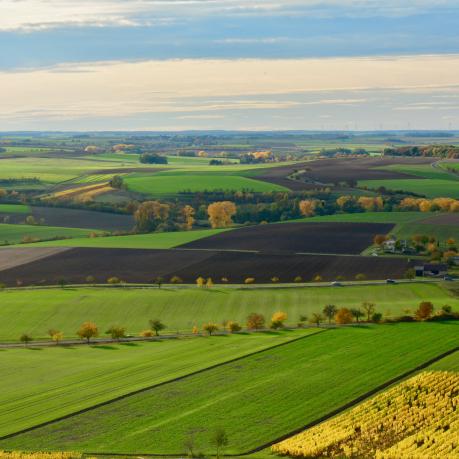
[79, 346, 459, 458]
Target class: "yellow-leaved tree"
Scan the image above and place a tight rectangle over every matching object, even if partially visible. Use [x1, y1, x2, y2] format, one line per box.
[207, 201, 237, 228]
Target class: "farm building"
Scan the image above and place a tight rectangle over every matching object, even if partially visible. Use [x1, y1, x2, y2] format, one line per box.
[413, 263, 448, 277]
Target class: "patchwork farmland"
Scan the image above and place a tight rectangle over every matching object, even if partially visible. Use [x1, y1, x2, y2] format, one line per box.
[0, 132, 458, 458]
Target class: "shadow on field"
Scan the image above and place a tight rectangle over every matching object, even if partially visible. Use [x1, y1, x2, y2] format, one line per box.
[90, 345, 118, 350]
[119, 342, 140, 347]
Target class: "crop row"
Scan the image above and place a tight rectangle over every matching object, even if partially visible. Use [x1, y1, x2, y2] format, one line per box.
[272, 371, 459, 458]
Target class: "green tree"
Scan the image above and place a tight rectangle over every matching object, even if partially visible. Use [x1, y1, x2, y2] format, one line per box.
[322, 304, 337, 324]
[203, 323, 219, 336]
[350, 308, 364, 323]
[149, 319, 166, 336]
[106, 326, 127, 341]
[211, 428, 229, 459]
[154, 276, 164, 289]
[20, 333, 33, 347]
[309, 313, 324, 327]
[362, 302, 376, 322]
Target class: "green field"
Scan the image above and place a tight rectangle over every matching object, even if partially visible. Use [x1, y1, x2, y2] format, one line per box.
[0, 204, 30, 214]
[124, 173, 287, 195]
[379, 164, 457, 181]
[299, 211, 426, 224]
[0, 283, 456, 341]
[2, 323, 457, 454]
[428, 349, 459, 371]
[21, 228, 229, 249]
[359, 178, 459, 198]
[0, 330, 311, 437]
[0, 223, 98, 245]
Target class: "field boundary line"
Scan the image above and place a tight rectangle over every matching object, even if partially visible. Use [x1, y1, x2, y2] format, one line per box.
[0, 328, 329, 441]
[81, 346, 459, 458]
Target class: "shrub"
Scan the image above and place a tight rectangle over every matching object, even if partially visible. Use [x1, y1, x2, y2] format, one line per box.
[244, 277, 255, 284]
[170, 275, 183, 284]
[107, 276, 121, 284]
[415, 301, 434, 320]
[247, 312, 266, 330]
[294, 276, 303, 283]
[203, 323, 219, 336]
[371, 312, 383, 323]
[271, 311, 288, 329]
[140, 329, 154, 337]
[335, 308, 353, 324]
[228, 321, 242, 333]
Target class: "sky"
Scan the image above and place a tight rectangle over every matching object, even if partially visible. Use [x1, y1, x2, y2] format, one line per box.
[1, 0, 459, 131]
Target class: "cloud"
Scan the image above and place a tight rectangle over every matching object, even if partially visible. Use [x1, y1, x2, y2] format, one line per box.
[1, 54, 459, 129]
[2, 0, 459, 31]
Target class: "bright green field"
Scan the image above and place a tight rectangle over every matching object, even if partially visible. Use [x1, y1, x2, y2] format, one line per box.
[428, 349, 459, 372]
[0, 224, 98, 244]
[0, 283, 456, 341]
[0, 330, 310, 437]
[300, 211, 426, 224]
[124, 173, 287, 195]
[0, 204, 30, 214]
[22, 228, 228, 249]
[380, 164, 457, 181]
[359, 178, 459, 198]
[3, 323, 457, 454]
[441, 162, 459, 172]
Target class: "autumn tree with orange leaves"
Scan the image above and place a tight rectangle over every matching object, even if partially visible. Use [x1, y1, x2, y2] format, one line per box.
[182, 205, 195, 230]
[134, 200, 170, 232]
[207, 201, 237, 228]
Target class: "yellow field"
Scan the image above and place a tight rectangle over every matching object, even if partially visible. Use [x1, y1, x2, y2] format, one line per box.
[0, 453, 82, 459]
[272, 371, 459, 458]
[46, 183, 113, 202]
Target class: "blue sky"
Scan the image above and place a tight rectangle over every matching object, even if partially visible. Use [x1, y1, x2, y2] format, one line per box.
[1, 0, 459, 130]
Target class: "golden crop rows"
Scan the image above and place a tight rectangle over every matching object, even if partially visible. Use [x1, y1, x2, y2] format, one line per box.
[0, 453, 82, 459]
[272, 371, 459, 458]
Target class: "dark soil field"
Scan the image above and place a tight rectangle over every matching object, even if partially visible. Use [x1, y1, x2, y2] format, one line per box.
[419, 213, 459, 225]
[253, 163, 317, 190]
[180, 222, 394, 255]
[301, 157, 435, 184]
[0, 207, 135, 231]
[0, 247, 409, 285]
[254, 157, 435, 189]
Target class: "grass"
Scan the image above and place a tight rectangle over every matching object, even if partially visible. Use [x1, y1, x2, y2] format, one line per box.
[0, 330, 312, 437]
[297, 211, 427, 224]
[427, 349, 459, 372]
[124, 173, 287, 195]
[0, 224, 98, 245]
[379, 164, 457, 181]
[2, 323, 457, 454]
[0, 283, 456, 341]
[358, 178, 459, 198]
[0, 204, 30, 214]
[20, 228, 230, 249]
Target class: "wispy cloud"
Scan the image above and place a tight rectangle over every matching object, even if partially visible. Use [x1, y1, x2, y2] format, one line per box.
[2, 0, 459, 31]
[1, 55, 459, 130]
